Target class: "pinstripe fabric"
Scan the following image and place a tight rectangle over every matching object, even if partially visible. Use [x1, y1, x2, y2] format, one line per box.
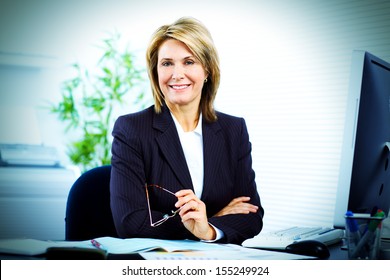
[110, 105, 264, 245]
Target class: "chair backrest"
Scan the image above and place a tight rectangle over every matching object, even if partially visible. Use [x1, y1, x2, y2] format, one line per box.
[65, 165, 118, 241]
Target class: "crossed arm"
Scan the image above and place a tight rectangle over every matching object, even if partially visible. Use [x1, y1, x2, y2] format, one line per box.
[175, 189, 259, 241]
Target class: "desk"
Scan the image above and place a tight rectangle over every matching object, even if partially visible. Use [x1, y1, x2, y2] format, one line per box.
[1, 242, 348, 260]
[327, 242, 348, 260]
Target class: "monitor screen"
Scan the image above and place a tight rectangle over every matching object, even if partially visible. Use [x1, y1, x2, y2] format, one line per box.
[333, 50, 390, 228]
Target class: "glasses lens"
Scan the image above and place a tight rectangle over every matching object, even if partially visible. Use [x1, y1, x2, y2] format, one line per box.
[146, 185, 178, 226]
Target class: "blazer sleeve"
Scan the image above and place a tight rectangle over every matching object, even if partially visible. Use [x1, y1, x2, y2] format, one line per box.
[207, 117, 264, 244]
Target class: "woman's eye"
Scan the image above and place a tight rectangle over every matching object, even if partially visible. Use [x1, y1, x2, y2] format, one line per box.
[161, 61, 172, 67]
[185, 60, 195, 65]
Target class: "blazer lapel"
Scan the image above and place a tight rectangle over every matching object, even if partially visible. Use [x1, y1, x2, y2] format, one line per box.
[202, 119, 224, 200]
[153, 107, 193, 189]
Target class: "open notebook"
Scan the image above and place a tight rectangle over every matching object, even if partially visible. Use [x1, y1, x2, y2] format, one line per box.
[0, 237, 313, 260]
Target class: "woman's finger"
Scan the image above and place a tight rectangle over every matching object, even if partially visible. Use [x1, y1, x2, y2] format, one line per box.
[175, 189, 200, 208]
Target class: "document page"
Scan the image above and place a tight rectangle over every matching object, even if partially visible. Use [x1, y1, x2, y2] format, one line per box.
[93, 237, 234, 254]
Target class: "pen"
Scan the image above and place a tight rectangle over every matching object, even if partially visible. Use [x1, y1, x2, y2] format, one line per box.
[345, 211, 361, 246]
[91, 239, 107, 251]
[351, 209, 384, 259]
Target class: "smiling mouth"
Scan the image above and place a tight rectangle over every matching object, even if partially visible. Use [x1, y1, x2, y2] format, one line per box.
[169, 84, 190, 90]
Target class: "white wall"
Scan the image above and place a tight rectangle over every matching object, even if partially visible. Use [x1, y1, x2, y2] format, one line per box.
[1, 0, 390, 232]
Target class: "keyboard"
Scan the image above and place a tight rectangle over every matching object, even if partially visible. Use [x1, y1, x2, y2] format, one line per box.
[242, 227, 344, 250]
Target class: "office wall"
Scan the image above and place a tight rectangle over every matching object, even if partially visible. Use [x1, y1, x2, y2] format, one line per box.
[1, 0, 389, 232]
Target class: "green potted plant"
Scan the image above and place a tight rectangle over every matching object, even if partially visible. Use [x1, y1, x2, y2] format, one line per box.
[49, 33, 148, 172]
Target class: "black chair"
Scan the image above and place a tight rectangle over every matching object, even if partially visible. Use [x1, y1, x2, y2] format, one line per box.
[65, 165, 118, 241]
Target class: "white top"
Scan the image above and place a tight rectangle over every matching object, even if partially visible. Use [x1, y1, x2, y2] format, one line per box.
[171, 113, 204, 198]
[171, 113, 224, 241]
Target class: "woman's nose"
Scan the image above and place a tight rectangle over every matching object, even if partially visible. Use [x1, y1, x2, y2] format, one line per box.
[172, 65, 184, 80]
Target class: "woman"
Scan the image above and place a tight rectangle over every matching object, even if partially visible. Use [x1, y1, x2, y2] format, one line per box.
[110, 17, 264, 245]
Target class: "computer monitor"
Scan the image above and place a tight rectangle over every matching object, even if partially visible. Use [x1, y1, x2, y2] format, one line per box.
[333, 50, 390, 228]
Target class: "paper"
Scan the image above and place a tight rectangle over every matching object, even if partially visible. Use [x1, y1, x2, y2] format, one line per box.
[94, 237, 313, 259]
[0, 237, 314, 260]
[140, 245, 313, 260]
[0, 237, 233, 256]
[93, 237, 234, 254]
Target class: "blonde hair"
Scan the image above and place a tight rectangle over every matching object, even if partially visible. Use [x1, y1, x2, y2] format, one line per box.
[146, 17, 220, 122]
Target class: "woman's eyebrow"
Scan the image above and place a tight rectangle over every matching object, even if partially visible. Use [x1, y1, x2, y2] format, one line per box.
[160, 56, 195, 61]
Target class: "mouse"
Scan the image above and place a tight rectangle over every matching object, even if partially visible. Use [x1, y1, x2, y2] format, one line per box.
[285, 240, 330, 259]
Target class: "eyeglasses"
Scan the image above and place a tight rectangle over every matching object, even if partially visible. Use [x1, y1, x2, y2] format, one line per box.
[145, 184, 181, 227]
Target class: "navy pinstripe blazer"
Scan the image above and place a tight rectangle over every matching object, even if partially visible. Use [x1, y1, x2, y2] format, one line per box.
[110, 105, 264, 245]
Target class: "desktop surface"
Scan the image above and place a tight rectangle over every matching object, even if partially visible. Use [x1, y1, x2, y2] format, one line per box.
[0, 241, 348, 260]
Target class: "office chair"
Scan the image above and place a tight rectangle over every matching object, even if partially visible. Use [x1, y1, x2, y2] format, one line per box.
[65, 165, 118, 241]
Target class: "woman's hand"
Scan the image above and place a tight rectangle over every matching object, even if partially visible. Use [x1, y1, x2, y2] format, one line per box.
[175, 189, 216, 241]
[213, 196, 258, 217]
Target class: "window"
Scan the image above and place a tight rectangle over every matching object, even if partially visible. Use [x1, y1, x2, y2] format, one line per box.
[214, 0, 390, 231]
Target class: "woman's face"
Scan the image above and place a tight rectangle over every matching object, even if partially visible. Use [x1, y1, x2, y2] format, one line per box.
[157, 39, 207, 111]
